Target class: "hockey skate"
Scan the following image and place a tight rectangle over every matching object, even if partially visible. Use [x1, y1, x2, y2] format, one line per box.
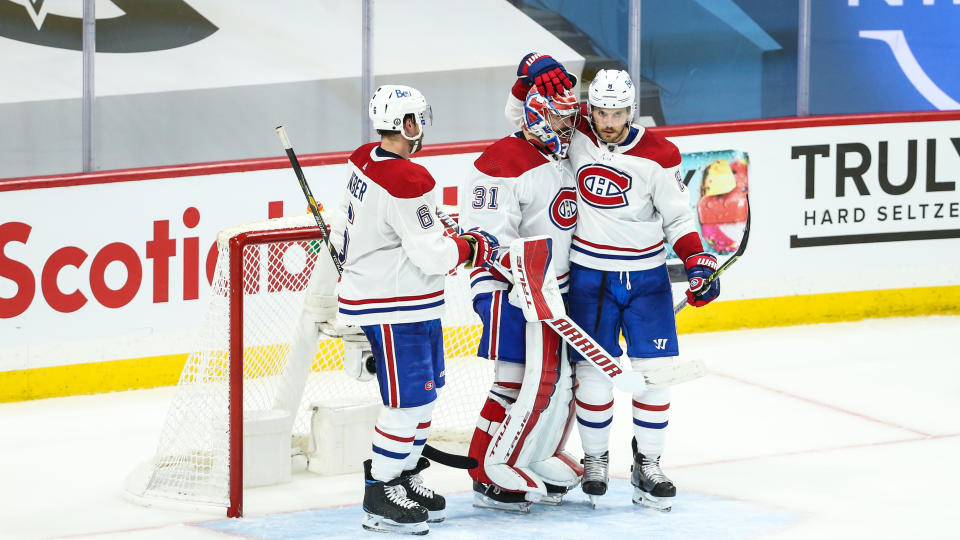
[630, 438, 676, 512]
[361, 460, 428, 535]
[581, 452, 609, 509]
[399, 457, 446, 523]
[535, 483, 569, 506]
[472, 481, 532, 514]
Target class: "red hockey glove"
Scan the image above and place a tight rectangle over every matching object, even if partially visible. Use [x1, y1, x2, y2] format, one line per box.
[684, 252, 720, 307]
[517, 52, 573, 98]
[460, 228, 499, 269]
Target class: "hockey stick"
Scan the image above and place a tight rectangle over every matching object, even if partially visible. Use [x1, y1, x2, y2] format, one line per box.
[673, 197, 751, 315]
[437, 210, 702, 392]
[275, 127, 478, 471]
[276, 126, 343, 276]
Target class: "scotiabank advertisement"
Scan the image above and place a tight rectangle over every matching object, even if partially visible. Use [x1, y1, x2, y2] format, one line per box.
[2, 115, 960, 374]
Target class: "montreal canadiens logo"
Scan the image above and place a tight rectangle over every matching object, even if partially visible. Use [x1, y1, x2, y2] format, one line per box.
[577, 164, 632, 208]
[425, 381, 434, 391]
[549, 187, 578, 230]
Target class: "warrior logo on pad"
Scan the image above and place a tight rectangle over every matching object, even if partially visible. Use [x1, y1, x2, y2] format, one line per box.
[577, 164, 632, 209]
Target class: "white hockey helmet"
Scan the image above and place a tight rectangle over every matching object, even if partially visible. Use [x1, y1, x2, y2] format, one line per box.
[587, 69, 637, 120]
[368, 85, 433, 140]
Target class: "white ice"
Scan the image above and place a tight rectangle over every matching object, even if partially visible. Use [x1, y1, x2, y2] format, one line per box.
[1, 315, 958, 539]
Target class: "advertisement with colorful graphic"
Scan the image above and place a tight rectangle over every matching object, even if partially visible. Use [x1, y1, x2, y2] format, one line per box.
[668, 150, 750, 261]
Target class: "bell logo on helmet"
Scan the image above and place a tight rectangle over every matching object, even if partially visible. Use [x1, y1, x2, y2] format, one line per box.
[577, 164, 632, 208]
[395, 89, 412, 98]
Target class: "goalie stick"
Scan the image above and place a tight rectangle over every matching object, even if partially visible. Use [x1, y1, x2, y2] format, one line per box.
[435, 210, 704, 393]
[673, 197, 751, 315]
[275, 126, 478, 471]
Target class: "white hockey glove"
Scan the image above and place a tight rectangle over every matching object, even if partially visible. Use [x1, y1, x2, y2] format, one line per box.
[304, 294, 338, 326]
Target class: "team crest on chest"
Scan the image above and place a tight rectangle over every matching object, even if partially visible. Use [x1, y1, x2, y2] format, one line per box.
[577, 164, 632, 208]
[549, 187, 578, 230]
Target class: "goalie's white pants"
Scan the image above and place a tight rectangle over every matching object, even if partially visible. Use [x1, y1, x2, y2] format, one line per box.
[575, 356, 674, 458]
[370, 401, 435, 482]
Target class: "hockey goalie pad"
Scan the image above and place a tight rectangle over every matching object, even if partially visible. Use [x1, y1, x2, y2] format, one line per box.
[484, 322, 565, 497]
[525, 346, 582, 488]
[508, 236, 565, 322]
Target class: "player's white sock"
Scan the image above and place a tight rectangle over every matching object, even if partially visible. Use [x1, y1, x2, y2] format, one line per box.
[401, 401, 435, 471]
[371, 403, 432, 481]
[574, 363, 614, 456]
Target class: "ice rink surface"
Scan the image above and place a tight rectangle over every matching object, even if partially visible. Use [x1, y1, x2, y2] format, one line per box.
[2, 315, 958, 540]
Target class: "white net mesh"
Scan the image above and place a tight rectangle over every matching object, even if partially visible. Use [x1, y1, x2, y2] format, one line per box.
[129, 214, 490, 510]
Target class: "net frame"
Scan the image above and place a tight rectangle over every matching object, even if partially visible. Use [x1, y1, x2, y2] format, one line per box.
[126, 215, 489, 517]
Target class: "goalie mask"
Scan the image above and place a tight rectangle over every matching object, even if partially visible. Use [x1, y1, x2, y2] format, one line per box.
[522, 88, 580, 160]
[369, 85, 433, 152]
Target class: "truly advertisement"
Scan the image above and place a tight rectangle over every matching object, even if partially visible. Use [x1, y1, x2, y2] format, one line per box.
[787, 127, 960, 248]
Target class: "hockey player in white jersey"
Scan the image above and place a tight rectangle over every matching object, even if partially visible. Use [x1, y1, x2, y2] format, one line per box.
[461, 78, 583, 513]
[506, 58, 721, 511]
[329, 84, 499, 535]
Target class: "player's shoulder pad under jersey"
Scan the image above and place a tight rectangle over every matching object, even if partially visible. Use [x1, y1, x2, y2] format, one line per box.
[624, 129, 681, 169]
[349, 143, 436, 199]
[474, 135, 549, 178]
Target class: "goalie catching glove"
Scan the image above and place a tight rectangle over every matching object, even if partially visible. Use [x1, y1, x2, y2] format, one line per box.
[684, 252, 720, 307]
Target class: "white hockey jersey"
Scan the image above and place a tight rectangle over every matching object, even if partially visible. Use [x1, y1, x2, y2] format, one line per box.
[505, 95, 698, 271]
[460, 134, 577, 295]
[332, 143, 464, 326]
[566, 122, 697, 271]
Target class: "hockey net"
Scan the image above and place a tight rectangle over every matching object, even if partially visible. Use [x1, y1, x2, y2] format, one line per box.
[125, 214, 490, 516]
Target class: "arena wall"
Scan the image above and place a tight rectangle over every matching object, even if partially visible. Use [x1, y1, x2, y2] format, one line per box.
[2, 112, 959, 401]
